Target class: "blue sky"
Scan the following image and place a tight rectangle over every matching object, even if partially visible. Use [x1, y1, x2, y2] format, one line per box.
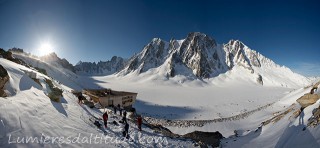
[0, 0, 319, 76]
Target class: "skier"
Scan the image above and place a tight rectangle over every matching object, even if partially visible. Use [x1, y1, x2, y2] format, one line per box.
[103, 111, 108, 128]
[137, 115, 142, 131]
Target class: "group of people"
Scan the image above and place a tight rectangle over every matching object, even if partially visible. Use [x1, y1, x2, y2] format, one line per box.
[113, 104, 124, 116]
[78, 93, 143, 138]
[101, 104, 143, 139]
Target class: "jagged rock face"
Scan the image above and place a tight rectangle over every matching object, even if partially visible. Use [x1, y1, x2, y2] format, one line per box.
[120, 32, 277, 78]
[179, 32, 223, 77]
[121, 32, 229, 78]
[0, 64, 9, 97]
[75, 56, 125, 75]
[8, 47, 24, 53]
[124, 38, 169, 74]
[224, 40, 261, 71]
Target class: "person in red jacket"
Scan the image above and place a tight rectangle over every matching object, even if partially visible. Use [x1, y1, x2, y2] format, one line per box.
[103, 112, 108, 128]
[137, 115, 142, 131]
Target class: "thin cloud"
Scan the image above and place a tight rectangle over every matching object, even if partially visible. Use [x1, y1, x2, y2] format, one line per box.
[291, 62, 320, 77]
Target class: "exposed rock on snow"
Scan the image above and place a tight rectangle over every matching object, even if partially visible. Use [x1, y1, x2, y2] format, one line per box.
[297, 94, 319, 109]
[182, 131, 223, 147]
[0, 64, 9, 97]
[257, 74, 263, 85]
[308, 105, 320, 127]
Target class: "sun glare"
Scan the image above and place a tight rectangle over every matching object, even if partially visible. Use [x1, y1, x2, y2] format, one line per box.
[38, 43, 54, 56]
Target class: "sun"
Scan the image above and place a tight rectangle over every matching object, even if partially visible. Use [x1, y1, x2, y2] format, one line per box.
[38, 42, 54, 56]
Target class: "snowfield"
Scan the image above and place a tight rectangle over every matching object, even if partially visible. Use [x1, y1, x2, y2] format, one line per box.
[92, 66, 303, 121]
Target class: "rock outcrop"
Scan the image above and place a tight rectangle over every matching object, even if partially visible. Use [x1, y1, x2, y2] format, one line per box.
[296, 94, 319, 109]
[308, 105, 320, 127]
[182, 131, 223, 147]
[297, 84, 320, 109]
[0, 64, 9, 97]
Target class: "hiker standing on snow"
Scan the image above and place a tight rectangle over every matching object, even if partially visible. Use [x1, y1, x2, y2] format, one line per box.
[117, 104, 121, 115]
[123, 122, 129, 138]
[122, 111, 127, 123]
[103, 111, 108, 128]
[123, 110, 127, 118]
[113, 105, 117, 114]
[78, 95, 83, 104]
[137, 115, 142, 131]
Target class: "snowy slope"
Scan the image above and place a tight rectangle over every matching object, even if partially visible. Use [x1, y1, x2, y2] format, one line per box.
[0, 58, 195, 147]
[11, 52, 101, 91]
[221, 87, 320, 148]
[224, 40, 310, 88]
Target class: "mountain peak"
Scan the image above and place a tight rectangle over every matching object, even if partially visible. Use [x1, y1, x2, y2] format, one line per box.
[187, 32, 207, 37]
[226, 40, 247, 51]
[39, 52, 59, 62]
[151, 38, 163, 43]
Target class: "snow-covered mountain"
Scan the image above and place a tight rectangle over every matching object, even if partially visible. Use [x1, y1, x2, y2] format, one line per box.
[39, 52, 75, 72]
[117, 32, 310, 88]
[118, 32, 229, 78]
[8, 32, 310, 88]
[75, 56, 126, 75]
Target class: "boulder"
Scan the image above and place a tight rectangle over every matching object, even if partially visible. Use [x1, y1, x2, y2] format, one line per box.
[296, 94, 319, 108]
[182, 131, 223, 147]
